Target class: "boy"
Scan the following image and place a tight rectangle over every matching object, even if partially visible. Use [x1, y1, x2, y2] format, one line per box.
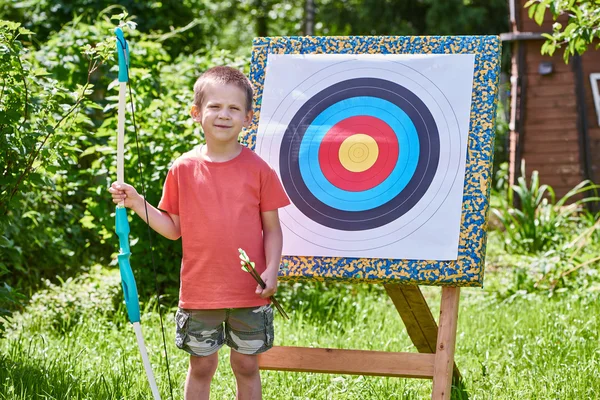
[109, 66, 290, 400]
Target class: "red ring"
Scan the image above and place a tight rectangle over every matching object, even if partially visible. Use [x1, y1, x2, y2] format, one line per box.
[318, 115, 399, 192]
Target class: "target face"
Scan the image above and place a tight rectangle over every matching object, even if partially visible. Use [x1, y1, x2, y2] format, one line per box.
[256, 54, 476, 260]
[281, 77, 439, 231]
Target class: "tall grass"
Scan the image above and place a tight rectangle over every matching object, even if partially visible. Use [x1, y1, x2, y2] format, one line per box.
[2, 268, 600, 399]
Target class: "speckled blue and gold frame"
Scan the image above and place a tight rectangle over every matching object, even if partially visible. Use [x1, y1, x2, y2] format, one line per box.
[241, 36, 501, 287]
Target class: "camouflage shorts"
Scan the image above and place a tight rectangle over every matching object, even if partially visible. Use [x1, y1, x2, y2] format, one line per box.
[174, 305, 274, 357]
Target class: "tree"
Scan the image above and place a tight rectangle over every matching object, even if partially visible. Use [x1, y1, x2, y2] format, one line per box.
[313, 0, 507, 37]
[0, 18, 113, 334]
[525, 0, 600, 62]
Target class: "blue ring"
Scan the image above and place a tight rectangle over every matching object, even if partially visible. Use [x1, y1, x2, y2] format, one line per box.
[298, 97, 419, 211]
[279, 78, 440, 231]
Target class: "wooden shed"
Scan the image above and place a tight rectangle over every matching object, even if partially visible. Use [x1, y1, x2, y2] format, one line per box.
[502, 0, 600, 196]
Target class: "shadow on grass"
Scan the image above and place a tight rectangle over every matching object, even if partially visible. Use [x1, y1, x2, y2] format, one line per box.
[452, 376, 470, 400]
[278, 280, 384, 327]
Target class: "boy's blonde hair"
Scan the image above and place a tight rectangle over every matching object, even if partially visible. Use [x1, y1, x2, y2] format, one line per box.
[193, 66, 254, 112]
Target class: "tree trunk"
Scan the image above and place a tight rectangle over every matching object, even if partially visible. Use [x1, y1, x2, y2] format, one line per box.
[255, 0, 269, 37]
[303, 0, 315, 35]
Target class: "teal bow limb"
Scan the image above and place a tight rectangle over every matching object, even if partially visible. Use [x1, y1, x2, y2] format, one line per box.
[115, 206, 140, 323]
[115, 26, 138, 324]
[115, 27, 129, 83]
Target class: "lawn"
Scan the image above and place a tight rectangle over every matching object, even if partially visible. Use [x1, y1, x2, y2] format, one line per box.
[2, 236, 599, 399]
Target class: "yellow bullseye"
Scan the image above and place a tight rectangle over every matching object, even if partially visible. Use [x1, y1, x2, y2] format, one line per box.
[339, 134, 379, 172]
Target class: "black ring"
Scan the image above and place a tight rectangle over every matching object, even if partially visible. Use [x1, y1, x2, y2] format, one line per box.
[279, 77, 440, 231]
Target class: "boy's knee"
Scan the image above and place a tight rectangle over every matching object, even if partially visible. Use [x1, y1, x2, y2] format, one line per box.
[230, 352, 259, 378]
[189, 354, 219, 380]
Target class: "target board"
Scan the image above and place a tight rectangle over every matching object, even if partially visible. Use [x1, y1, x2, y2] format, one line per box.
[243, 36, 501, 287]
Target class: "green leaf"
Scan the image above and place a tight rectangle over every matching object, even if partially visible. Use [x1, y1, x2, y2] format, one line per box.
[18, 27, 35, 35]
[541, 41, 554, 55]
[564, 22, 578, 35]
[80, 146, 114, 157]
[10, 1, 37, 9]
[534, 2, 546, 25]
[0, 236, 11, 247]
[524, 0, 537, 7]
[32, 68, 50, 77]
[528, 2, 538, 20]
[541, 33, 555, 41]
[0, 20, 21, 30]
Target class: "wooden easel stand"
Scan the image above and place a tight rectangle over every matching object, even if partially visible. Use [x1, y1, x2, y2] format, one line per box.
[259, 285, 462, 400]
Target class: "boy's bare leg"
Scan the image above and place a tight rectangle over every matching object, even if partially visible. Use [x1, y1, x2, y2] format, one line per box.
[185, 352, 219, 400]
[230, 350, 262, 400]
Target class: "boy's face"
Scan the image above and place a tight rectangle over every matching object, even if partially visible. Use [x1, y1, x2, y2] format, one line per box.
[190, 82, 252, 146]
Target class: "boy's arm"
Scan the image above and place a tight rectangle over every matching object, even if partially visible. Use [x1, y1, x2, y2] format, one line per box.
[132, 200, 181, 240]
[257, 209, 283, 299]
[110, 182, 181, 240]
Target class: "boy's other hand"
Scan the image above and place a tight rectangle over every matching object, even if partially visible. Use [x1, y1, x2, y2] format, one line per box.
[256, 268, 278, 299]
[109, 182, 144, 211]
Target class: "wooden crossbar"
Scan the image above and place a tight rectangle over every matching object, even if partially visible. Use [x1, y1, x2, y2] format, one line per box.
[258, 346, 436, 378]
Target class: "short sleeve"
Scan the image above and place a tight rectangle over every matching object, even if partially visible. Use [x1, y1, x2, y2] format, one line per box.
[260, 168, 291, 212]
[158, 165, 180, 215]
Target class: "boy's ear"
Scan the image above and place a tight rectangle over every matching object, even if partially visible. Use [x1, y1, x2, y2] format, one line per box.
[243, 109, 253, 127]
[190, 105, 202, 122]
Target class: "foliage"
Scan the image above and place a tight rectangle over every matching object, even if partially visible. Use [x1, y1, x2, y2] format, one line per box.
[0, 20, 92, 216]
[0, 282, 24, 338]
[0, 1, 510, 313]
[492, 162, 600, 254]
[525, 0, 600, 62]
[0, 0, 306, 58]
[0, 270, 160, 400]
[0, 18, 115, 332]
[314, 0, 508, 36]
[493, 162, 510, 195]
[489, 219, 600, 297]
[0, 0, 220, 57]
[530, 221, 600, 293]
[9, 265, 122, 335]
[0, 10, 244, 296]
[0, 0, 510, 53]
[493, 82, 511, 177]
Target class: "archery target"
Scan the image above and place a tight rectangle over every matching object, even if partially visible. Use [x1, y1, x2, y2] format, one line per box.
[256, 54, 475, 260]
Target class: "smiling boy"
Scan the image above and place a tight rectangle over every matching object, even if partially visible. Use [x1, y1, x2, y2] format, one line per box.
[110, 66, 290, 400]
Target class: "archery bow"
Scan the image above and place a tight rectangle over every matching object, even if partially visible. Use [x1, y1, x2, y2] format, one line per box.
[114, 27, 162, 400]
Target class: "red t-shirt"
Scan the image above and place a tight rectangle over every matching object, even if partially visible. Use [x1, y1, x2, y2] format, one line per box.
[158, 146, 290, 309]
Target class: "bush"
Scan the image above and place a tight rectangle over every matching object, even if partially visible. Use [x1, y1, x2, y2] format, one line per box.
[0, 18, 115, 333]
[7, 266, 122, 335]
[492, 162, 599, 254]
[531, 216, 600, 293]
[0, 282, 24, 338]
[490, 162, 600, 296]
[1, 13, 248, 306]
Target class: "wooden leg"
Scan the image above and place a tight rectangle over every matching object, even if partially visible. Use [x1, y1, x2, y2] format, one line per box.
[383, 284, 438, 353]
[431, 287, 460, 400]
[384, 284, 462, 382]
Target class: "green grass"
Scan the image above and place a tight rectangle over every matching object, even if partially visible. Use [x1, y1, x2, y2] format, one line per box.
[1, 269, 600, 399]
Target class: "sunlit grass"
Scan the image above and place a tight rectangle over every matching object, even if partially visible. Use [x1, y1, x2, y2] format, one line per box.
[1, 266, 600, 399]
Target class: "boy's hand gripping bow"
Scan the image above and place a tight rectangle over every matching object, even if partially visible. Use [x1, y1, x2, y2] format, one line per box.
[115, 27, 162, 400]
